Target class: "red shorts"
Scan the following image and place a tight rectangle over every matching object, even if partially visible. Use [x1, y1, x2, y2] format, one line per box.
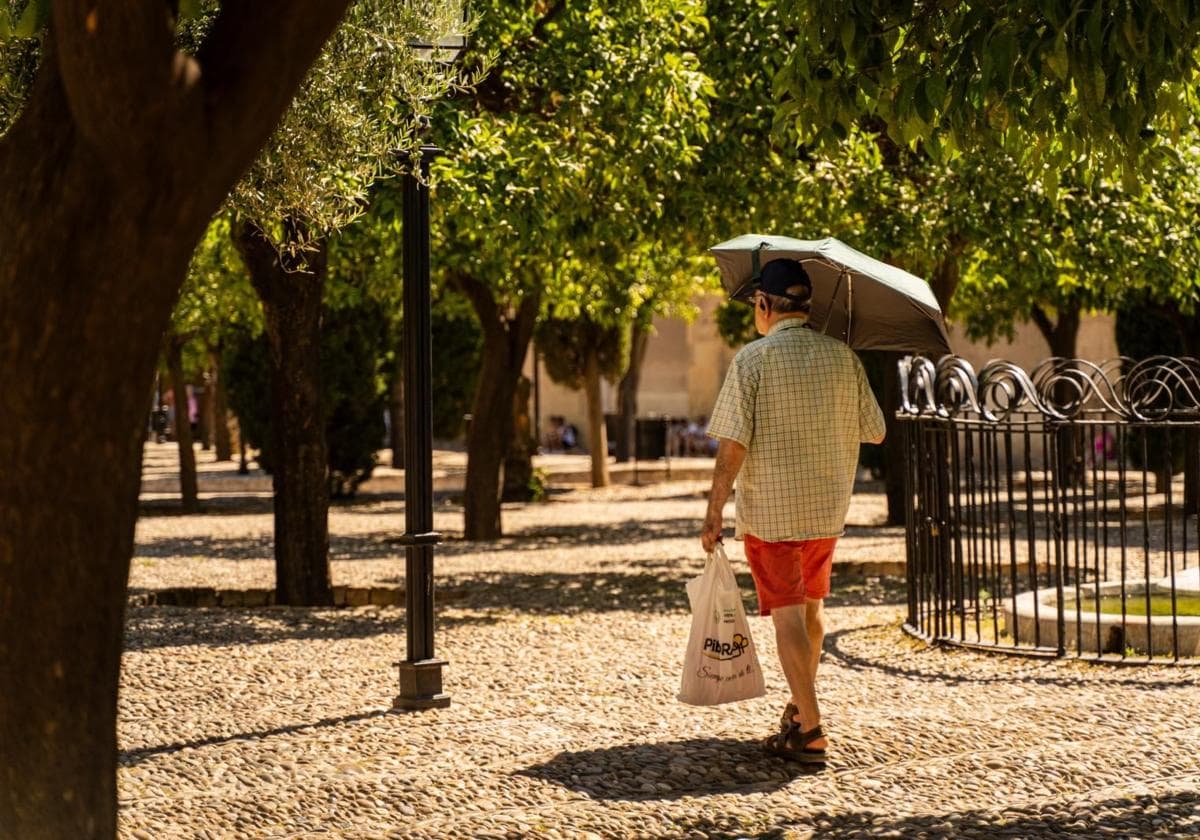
[743, 534, 838, 616]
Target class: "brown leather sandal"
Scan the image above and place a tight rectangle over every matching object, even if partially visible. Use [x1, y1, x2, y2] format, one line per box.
[780, 703, 799, 731]
[762, 720, 827, 764]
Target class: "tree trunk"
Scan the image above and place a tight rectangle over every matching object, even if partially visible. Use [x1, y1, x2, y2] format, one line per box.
[210, 347, 233, 462]
[616, 318, 650, 462]
[390, 351, 405, 469]
[502, 375, 536, 501]
[1032, 303, 1084, 489]
[0, 10, 351, 834]
[457, 275, 540, 540]
[167, 334, 200, 513]
[583, 348, 611, 488]
[196, 372, 213, 450]
[928, 242, 967, 312]
[236, 220, 333, 606]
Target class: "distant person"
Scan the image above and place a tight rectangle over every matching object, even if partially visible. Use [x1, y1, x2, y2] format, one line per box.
[544, 415, 566, 451]
[700, 258, 885, 765]
[561, 421, 578, 450]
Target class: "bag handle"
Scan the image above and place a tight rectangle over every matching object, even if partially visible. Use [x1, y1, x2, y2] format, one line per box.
[707, 543, 738, 589]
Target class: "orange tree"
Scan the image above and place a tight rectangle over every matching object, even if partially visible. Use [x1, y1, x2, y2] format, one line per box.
[432, 0, 711, 537]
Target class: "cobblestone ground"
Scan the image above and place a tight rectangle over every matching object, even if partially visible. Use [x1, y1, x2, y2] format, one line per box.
[120, 446, 1200, 839]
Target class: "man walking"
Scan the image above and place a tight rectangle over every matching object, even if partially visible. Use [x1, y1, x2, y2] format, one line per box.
[701, 258, 886, 764]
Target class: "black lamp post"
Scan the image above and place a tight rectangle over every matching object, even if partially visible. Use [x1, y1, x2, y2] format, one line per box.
[393, 10, 467, 712]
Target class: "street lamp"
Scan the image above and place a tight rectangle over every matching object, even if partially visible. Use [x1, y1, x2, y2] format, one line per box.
[393, 6, 468, 712]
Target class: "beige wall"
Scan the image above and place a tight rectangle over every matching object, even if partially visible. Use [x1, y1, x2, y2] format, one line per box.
[947, 312, 1118, 373]
[527, 300, 1119, 453]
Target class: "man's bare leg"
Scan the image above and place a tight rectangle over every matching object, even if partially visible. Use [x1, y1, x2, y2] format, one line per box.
[771, 603, 828, 749]
[805, 598, 825, 685]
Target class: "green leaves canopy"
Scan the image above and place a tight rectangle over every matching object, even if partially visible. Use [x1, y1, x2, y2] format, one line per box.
[776, 1, 1200, 173]
[229, 0, 469, 241]
[432, 0, 713, 319]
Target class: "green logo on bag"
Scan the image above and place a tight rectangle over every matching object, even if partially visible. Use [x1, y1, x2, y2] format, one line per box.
[702, 633, 750, 661]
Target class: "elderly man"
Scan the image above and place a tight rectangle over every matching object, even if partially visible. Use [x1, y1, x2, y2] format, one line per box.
[701, 258, 886, 764]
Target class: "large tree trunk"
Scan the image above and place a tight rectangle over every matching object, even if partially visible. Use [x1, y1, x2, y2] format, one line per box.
[583, 348, 611, 488]
[616, 318, 650, 462]
[456, 274, 540, 539]
[166, 333, 200, 513]
[0, 6, 349, 834]
[210, 347, 234, 462]
[236, 220, 333, 606]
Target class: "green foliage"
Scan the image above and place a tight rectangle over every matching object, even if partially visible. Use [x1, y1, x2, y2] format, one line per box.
[526, 466, 549, 503]
[230, 0, 472, 246]
[714, 299, 756, 348]
[223, 299, 390, 498]
[222, 330, 272, 468]
[0, 19, 36, 132]
[535, 313, 630, 390]
[323, 304, 388, 497]
[775, 1, 1200, 174]
[432, 0, 713, 318]
[430, 295, 483, 438]
[954, 142, 1200, 344]
[174, 216, 262, 345]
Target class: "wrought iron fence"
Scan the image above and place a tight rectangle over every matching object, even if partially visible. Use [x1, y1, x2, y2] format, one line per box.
[899, 355, 1200, 663]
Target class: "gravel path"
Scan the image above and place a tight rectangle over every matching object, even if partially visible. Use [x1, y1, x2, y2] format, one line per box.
[119, 445, 1200, 838]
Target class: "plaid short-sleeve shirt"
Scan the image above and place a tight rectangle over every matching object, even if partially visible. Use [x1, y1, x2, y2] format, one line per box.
[707, 319, 886, 542]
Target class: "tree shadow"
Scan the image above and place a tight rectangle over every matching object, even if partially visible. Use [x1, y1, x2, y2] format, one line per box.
[134, 532, 412, 561]
[667, 791, 1200, 839]
[516, 737, 822, 802]
[122, 605, 499, 651]
[367, 569, 906, 615]
[431, 518, 704, 555]
[119, 709, 391, 767]
[823, 623, 1197, 689]
[133, 518, 708, 562]
[137, 496, 276, 517]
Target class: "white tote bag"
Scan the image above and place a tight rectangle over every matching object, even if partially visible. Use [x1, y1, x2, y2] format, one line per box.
[678, 544, 766, 706]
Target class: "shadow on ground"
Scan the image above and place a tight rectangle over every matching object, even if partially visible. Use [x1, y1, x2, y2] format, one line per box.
[122, 605, 501, 651]
[824, 624, 1197, 689]
[517, 737, 821, 802]
[133, 518, 706, 562]
[409, 570, 906, 615]
[119, 709, 391, 766]
[667, 791, 1200, 839]
[122, 573, 905, 650]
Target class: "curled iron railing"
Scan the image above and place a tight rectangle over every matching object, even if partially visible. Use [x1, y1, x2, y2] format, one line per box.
[899, 355, 1200, 663]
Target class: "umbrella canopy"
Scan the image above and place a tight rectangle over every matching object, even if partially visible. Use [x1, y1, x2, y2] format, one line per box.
[710, 235, 952, 355]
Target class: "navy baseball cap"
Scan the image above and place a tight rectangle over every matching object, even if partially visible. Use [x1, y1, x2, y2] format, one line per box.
[759, 259, 812, 299]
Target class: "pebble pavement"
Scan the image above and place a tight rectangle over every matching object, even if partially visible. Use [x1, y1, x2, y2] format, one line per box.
[118, 445, 1200, 838]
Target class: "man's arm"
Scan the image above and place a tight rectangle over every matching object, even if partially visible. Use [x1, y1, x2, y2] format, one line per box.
[701, 438, 747, 553]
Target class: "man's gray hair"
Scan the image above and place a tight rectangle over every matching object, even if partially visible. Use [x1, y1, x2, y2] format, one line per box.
[765, 284, 812, 315]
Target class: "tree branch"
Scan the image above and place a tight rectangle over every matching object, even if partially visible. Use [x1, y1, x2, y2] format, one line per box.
[1029, 304, 1055, 347]
[451, 271, 501, 332]
[196, 0, 352, 189]
[510, 286, 541, 365]
[51, 1, 178, 162]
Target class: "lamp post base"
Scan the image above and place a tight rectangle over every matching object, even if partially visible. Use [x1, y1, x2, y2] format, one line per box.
[393, 658, 450, 710]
